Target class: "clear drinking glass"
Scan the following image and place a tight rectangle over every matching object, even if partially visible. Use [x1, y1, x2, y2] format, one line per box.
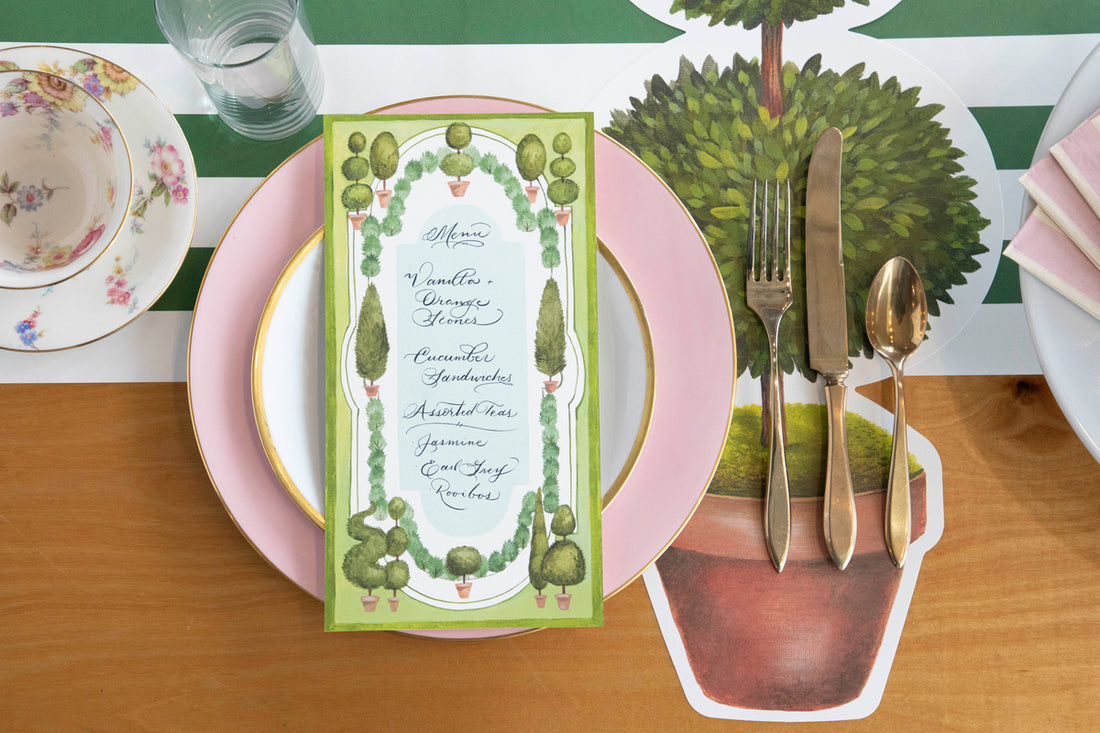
[154, 0, 324, 140]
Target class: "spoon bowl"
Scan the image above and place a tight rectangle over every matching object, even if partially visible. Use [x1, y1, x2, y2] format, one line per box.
[865, 256, 928, 568]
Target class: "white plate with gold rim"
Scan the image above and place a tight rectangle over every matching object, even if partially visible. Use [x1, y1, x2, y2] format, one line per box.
[0, 45, 196, 352]
[252, 230, 654, 528]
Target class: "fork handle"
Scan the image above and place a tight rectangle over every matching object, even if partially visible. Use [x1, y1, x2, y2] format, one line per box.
[764, 343, 790, 572]
[823, 379, 857, 570]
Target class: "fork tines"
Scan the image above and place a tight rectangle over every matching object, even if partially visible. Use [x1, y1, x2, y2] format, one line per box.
[747, 179, 792, 283]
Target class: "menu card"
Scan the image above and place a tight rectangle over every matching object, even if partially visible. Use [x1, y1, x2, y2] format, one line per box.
[322, 113, 602, 630]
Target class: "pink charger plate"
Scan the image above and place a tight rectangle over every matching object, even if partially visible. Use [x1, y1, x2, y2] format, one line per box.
[188, 97, 735, 638]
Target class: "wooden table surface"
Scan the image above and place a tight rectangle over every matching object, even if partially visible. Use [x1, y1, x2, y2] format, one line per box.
[2, 374, 1098, 730]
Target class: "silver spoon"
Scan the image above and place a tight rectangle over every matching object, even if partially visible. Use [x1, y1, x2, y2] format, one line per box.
[865, 257, 927, 568]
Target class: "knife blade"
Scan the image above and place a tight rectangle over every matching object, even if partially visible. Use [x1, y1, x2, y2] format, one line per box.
[805, 126, 857, 570]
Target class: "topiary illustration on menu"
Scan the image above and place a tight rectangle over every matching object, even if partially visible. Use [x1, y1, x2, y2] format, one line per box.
[322, 113, 601, 631]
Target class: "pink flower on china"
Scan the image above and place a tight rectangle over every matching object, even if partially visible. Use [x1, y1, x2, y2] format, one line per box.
[0, 101, 15, 117]
[44, 246, 73, 267]
[74, 223, 106, 257]
[172, 184, 189, 204]
[151, 144, 185, 187]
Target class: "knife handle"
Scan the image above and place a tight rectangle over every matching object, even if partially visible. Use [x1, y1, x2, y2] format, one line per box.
[764, 350, 790, 572]
[823, 380, 857, 569]
[885, 364, 911, 568]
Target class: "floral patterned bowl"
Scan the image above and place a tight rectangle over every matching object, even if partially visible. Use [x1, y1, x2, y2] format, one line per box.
[0, 69, 132, 290]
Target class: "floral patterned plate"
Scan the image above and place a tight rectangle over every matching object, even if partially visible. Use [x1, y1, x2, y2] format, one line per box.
[0, 45, 196, 352]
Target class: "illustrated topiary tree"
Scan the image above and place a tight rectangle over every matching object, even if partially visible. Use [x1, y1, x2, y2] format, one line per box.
[670, 0, 869, 118]
[606, 8, 989, 444]
[546, 132, 579, 225]
[541, 504, 586, 610]
[355, 282, 389, 396]
[446, 545, 483, 598]
[343, 509, 388, 611]
[365, 397, 386, 517]
[516, 133, 547, 203]
[440, 122, 475, 196]
[534, 278, 566, 391]
[528, 487, 550, 607]
[341, 131, 373, 229]
[370, 131, 400, 208]
[382, 497, 410, 610]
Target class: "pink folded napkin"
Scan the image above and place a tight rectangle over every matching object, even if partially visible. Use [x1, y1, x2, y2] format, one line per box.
[1006, 106, 1100, 317]
[1005, 207, 1100, 320]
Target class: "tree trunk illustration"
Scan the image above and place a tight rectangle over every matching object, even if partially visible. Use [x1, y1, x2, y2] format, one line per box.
[761, 20, 784, 119]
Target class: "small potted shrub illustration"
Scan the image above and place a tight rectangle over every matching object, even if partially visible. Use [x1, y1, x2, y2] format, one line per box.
[541, 504, 586, 610]
[383, 498, 410, 611]
[370, 131, 399, 208]
[341, 131, 373, 230]
[528, 487, 550, 608]
[342, 510, 388, 612]
[534, 278, 566, 393]
[546, 132, 579, 226]
[440, 122, 475, 197]
[515, 133, 547, 203]
[446, 545, 483, 598]
[355, 282, 388, 397]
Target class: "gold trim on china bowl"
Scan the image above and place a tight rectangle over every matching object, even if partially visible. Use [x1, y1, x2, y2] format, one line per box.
[188, 95, 736, 622]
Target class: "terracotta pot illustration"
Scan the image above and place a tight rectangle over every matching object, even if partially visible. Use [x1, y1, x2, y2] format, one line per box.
[534, 594, 547, 609]
[555, 593, 572, 611]
[348, 212, 368, 231]
[555, 208, 571, 226]
[364, 383, 379, 398]
[388, 597, 400, 612]
[455, 581, 472, 599]
[544, 379, 558, 393]
[376, 189, 393, 208]
[655, 472, 928, 712]
[448, 180, 470, 197]
[525, 185, 540, 203]
[360, 595, 379, 612]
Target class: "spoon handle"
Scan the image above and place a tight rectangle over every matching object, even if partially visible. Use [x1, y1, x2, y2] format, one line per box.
[823, 379, 857, 570]
[886, 365, 911, 567]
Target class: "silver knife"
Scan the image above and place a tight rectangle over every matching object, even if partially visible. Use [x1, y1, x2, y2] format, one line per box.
[805, 127, 857, 570]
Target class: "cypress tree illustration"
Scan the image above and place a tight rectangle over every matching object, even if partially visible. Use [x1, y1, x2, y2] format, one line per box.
[534, 278, 566, 383]
[355, 282, 389, 391]
[528, 487, 550, 602]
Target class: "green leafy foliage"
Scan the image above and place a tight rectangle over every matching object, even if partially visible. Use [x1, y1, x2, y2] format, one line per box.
[710, 403, 924, 498]
[347, 131, 367, 155]
[604, 53, 989, 382]
[547, 178, 579, 208]
[550, 504, 577, 538]
[445, 545, 483, 581]
[355, 283, 389, 382]
[370, 131, 400, 183]
[366, 397, 387, 518]
[445, 122, 472, 150]
[516, 133, 547, 182]
[670, 0, 867, 28]
[528, 488, 549, 593]
[541, 540, 586, 593]
[341, 182, 373, 212]
[387, 497, 407, 522]
[342, 156, 370, 182]
[534, 279, 567, 377]
[386, 526, 409, 557]
[383, 559, 410, 594]
[540, 393, 560, 512]
[440, 151, 475, 178]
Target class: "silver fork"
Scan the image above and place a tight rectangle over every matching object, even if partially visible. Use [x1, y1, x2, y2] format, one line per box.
[745, 179, 792, 572]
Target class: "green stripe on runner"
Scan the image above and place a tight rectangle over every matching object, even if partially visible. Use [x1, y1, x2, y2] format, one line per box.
[176, 115, 323, 178]
[150, 247, 213, 311]
[2, 0, 679, 45]
[984, 241, 1022, 305]
[857, 0, 1100, 38]
[970, 106, 1052, 170]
